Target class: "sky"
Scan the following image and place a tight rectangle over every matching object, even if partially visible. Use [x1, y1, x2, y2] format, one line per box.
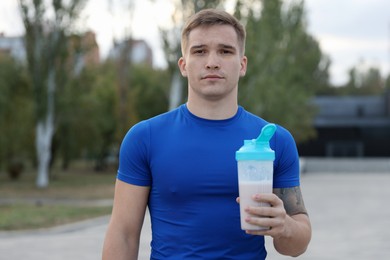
[0, 0, 389, 85]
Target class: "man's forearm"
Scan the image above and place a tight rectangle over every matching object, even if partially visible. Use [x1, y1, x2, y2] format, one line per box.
[102, 231, 139, 260]
[273, 213, 312, 257]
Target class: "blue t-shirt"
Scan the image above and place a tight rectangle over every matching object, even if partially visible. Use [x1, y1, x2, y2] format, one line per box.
[117, 104, 300, 260]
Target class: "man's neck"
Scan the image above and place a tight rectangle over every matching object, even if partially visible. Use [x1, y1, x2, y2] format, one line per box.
[186, 99, 238, 120]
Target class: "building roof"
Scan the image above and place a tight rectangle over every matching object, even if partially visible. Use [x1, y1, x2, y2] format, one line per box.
[313, 93, 390, 127]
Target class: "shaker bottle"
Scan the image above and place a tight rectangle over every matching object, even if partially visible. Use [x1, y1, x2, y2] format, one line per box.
[235, 123, 276, 231]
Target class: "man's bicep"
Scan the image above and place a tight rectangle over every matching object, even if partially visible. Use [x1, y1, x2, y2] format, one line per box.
[111, 180, 150, 230]
[273, 186, 308, 216]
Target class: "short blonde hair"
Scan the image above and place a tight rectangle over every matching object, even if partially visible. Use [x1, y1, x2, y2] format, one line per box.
[181, 9, 246, 56]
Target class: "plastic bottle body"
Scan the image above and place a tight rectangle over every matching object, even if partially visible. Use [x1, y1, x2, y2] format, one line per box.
[237, 160, 273, 230]
[235, 123, 276, 231]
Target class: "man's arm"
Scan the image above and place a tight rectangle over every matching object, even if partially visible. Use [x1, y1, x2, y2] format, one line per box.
[102, 180, 150, 260]
[272, 187, 311, 256]
[245, 186, 311, 257]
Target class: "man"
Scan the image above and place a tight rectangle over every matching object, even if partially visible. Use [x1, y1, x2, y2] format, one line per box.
[102, 8, 311, 259]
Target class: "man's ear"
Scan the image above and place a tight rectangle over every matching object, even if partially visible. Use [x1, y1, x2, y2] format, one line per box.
[239, 56, 248, 77]
[178, 57, 187, 77]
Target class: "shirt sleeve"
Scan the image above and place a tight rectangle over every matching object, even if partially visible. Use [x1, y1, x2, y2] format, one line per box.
[117, 120, 152, 186]
[272, 125, 300, 188]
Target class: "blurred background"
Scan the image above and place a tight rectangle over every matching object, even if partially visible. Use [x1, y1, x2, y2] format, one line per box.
[1, 1, 390, 259]
[0, 0, 389, 233]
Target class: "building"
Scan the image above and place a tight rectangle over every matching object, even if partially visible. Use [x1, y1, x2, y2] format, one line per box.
[298, 91, 390, 157]
[108, 38, 153, 67]
[68, 31, 100, 73]
[0, 31, 100, 69]
[0, 33, 26, 63]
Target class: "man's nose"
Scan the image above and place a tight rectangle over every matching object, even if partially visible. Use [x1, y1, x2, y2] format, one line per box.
[205, 53, 220, 69]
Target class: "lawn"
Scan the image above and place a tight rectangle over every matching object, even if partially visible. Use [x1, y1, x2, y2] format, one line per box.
[0, 162, 116, 231]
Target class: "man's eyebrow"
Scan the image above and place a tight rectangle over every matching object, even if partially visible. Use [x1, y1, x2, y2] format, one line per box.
[190, 44, 206, 50]
[219, 44, 236, 50]
[189, 44, 237, 50]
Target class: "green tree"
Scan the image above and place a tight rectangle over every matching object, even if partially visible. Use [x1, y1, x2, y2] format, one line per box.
[52, 61, 170, 172]
[321, 65, 387, 96]
[87, 65, 118, 171]
[19, 0, 87, 187]
[130, 65, 170, 121]
[0, 55, 34, 178]
[86, 63, 169, 170]
[160, 0, 226, 110]
[48, 61, 118, 171]
[343, 66, 385, 95]
[236, 0, 328, 143]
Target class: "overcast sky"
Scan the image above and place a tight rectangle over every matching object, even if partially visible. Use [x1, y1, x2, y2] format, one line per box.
[1, 0, 389, 85]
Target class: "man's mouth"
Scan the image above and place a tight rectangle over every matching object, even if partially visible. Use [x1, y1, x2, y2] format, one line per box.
[202, 74, 224, 80]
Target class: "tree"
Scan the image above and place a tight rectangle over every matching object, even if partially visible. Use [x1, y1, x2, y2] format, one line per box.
[160, 0, 226, 110]
[50, 62, 108, 170]
[19, 0, 87, 188]
[47, 57, 169, 172]
[343, 65, 385, 95]
[320, 64, 387, 96]
[130, 64, 170, 121]
[0, 55, 33, 179]
[235, 0, 329, 143]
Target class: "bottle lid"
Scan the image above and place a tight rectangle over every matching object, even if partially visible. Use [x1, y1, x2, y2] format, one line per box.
[236, 123, 277, 161]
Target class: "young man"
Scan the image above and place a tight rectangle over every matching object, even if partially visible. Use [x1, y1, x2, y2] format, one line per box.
[102, 9, 311, 259]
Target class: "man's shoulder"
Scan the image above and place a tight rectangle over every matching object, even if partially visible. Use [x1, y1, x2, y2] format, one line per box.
[126, 106, 183, 139]
[239, 107, 294, 142]
[136, 105, 182, 126]
[239, 107, 270, 127]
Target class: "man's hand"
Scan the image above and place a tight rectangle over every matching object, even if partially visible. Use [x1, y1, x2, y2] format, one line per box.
[237, 187, 311, 256]
[244, 193, 289, 238]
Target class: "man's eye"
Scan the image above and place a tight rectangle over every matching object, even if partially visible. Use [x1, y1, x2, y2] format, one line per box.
[193, 49, 205, 54]
[221, 49, 233, 54]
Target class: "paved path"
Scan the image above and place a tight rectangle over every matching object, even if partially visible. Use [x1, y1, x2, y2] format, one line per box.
[1, 172, 390, 259]
[265, 172, 390, 260]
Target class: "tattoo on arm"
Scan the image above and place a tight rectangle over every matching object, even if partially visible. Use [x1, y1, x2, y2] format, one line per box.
[273, 186, 308, 216]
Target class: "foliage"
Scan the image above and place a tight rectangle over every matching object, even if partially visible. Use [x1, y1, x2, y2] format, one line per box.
[161, 0, 226, 67]
[52, 62, 118, 170]
[19, 0, 87, 187]
[86, 64, 118, 170]
[19, 0, 87, 121]
[236, 0, 328, 143]
[318, 65, 387, 96]
[0, 56, 34, 176]
[130, 65, 170, 121]
[49, 60, 170, 170]
[88, 62, 170, 170]
[160, 0, 226, 108]
[10, 0, 390, 184]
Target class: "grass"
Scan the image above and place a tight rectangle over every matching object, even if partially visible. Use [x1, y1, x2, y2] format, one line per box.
[0, 204, 113, 231]
[0, 161, 116, 231]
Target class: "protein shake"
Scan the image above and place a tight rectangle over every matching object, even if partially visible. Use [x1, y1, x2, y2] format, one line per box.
[236, 124, 276, 231]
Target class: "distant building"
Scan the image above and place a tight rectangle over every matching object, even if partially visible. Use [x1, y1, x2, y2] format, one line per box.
[298, 91, 390, 157]
[108, 38, 153, 67]
[0, 33, 26, 63]
[0, 31, 100, 69]
[68, 31, 100, 74]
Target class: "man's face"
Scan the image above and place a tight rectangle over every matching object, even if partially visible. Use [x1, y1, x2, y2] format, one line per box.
[178, 25, 247, 102]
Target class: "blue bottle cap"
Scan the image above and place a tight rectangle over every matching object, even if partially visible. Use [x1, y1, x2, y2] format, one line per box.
[236, 123, 277, 161]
